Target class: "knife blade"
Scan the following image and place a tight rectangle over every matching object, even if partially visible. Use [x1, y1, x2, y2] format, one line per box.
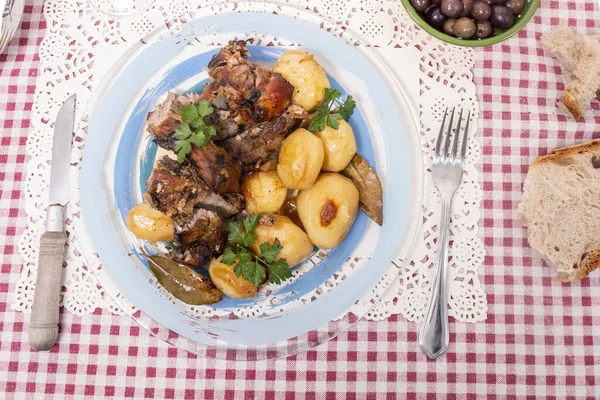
[48, 94, 75, 206]
[29, 94, 76, 351]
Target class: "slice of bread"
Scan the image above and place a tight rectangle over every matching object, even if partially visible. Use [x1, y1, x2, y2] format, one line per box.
[542, 27, 600, 119]
[541, 27, 586, 74]
[518, 140, 600, 282]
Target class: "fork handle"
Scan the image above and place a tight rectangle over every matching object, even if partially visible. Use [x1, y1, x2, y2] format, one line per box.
[419, 196, 451, 359]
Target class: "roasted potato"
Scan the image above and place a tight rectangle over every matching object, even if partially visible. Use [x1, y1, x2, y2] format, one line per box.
[273, 50, 331, 111]
[277, 128, 325, 190]
[242, 171, 288, 214]
[315, 120, 357, 172]
[208, 257, 258, 299]
[126, 202, 174, 241]
[296, 173, 359, 249]
[250, 215, 314, 267]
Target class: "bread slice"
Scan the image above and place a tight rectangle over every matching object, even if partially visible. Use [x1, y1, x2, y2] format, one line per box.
[541, 27, 600, 119]
[518, 140, 600, 282]
[541, 27, 585, 73]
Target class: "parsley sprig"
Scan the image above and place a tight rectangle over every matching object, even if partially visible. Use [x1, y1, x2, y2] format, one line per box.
[174, 101, 217, 162]
[308, 88, 357, 133]
[220, 215, 292, 287]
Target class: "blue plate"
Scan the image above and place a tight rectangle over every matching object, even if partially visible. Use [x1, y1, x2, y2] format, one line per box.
[81, 12, 413, 347]
[122, 46, 373, 310]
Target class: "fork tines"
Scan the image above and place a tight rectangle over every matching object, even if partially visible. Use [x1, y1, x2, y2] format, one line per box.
[434, 107, 471, 161]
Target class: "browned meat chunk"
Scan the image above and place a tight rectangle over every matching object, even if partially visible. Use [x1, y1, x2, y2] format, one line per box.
[172, 208, 225, 250]
[146, 92, 183, 137]
[170, 241, 214, 268]
[253, 71, 295, 122]
[146, 92, 206, 137]
[221, 192, 245, 212]
[148, 93, 242, 194]
[188, 142, 241, 193]
[200, 40, 294, 127]
[207, 40, 251, 72]
[146, 157, 244, 265]
[220, 105, 305, 172]
[147, 157, 243, 219]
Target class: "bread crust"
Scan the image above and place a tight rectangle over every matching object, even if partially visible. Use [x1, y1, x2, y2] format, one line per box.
[555, 247, 600, 282]
[577, 248, 600, 280]
[559, 93, 583, 120]
[531, 139, 600, 167]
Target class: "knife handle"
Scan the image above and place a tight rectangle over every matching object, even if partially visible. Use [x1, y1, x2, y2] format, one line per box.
[30, 228, 66, 351]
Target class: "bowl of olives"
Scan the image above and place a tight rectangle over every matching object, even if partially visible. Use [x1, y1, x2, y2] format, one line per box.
[401, 0, 539, 46]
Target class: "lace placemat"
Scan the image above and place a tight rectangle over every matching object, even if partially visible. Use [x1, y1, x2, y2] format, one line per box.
[14, 0, 486, 324]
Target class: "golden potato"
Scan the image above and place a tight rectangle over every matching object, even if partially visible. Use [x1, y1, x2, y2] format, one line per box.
[126, 202, 174, 242]
[297, 173, 359, 249]
[209, 257, 258, 299]
[242, 171, 288, 214]
[250, 215, 314, 267]
[277, 128, 324, 190]
[273, 50, 331, 111]
[315, 120, 357, 172]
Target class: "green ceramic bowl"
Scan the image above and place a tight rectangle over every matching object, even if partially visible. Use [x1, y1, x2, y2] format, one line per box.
[401, 0, 539, 47]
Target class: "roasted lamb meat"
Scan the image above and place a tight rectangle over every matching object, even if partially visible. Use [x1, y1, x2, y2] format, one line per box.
[220, 105, 305, 172]
[170, 241, 215, 269]
[201, 40, 294, 128]
[146, 157, 244, 266]
[146, 92, 182, 137]
[154, 136, 241, 194]
[146, 92, 205, 137]
[172, 208, 224, 248]
[148, 93, 242, 194]
[147, 157, 243, 218]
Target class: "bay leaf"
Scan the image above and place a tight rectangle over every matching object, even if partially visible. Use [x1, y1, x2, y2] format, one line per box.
[341, 153, 383, 226]
[142, 250, 223, 305]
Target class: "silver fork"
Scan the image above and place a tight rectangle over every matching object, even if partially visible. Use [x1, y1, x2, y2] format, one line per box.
[419, 107, 471, 359]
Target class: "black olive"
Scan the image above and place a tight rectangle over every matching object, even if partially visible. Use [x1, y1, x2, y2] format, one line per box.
[505, 0, 525, 14]
[453, 17, 476, 38]
[440, 0, 464, 17]
[474, 20, 493, 38]
[460, 0, 474, 16]
[490, 4, 515, 30]
[471, 1, 492, 20]
[425, 6, 448, 30]
[443, 18, 458, 35]
[411, 0, 432, 12]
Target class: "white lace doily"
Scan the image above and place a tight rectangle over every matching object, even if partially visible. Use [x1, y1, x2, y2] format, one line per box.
[14, 0, 486, 324]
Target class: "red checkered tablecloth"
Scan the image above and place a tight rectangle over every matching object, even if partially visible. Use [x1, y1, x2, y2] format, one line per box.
[1, 1, 600, 398]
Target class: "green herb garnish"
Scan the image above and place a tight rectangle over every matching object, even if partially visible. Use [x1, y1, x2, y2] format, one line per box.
[308, 88, 357, 133]
[221, 214, 292, 287]
[174, 101, 217, 162]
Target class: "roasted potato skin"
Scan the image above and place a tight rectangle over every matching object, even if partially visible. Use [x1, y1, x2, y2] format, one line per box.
[250, 214, 314, 267]
[242, 171, 288, 214]
[208, 257, 258, 299]
[296, 173, 359, 249]
[315, 120, 357, 172]
[126, 202, 174, 241]
[277, 128, 325, 190]
[273, 50, 331, 112]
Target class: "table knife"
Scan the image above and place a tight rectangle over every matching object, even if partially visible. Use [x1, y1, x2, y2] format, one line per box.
[29, 94, 76, 351]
